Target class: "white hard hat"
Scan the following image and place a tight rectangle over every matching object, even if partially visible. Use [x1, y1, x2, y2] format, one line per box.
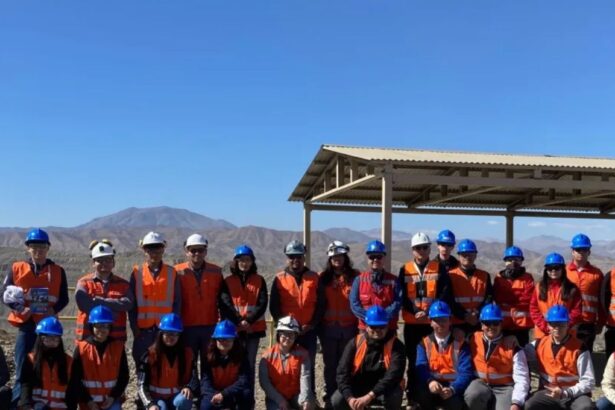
[411, 232, 431, 248]
[90, 240, 116, 259]
[185, 233, 208, 248]
[276, 316, 300, 333]
[327, 240, 350, 257]
[141, 231, 166, 247]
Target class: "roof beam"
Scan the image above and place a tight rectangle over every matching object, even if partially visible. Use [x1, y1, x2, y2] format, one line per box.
[410, 186, 502, 207]
[403, 169, 456, 206]
[307, 173, 380, 204]
[518, 191, 615, 210]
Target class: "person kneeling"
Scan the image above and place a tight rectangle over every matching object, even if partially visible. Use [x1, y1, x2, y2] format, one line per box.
[464, 303, 530, 410]
[524, 304, 595, 410]
[331, 305, 405, 410]
[415, 300, 473, 410]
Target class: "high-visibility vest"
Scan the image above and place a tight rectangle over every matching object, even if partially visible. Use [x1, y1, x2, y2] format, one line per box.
[27, 352, 72, 409]
[422, 335, 461, 383]
[357, 271, 398, 330]
[148, 348, 194, 399]
[494, 273, 534, 330]
[275, 270, 319, 327]
[7, 261, 63, 326]
[321, 273, 357, 327]
[211, 362, 241, 391]
[75, 273, 130, 341]
[225, 273, 266, 332]
[449, 267, 489, 324]
[352, 333, 394, 374]
[607, 269, 615, 327]
[534, 284, 577, 338]
[566, 263, 603, 323]
[401, 260, 440, 324]
[536, 335, 582, 389]
[77, 339, 124, 404]
[261, 343, 308, 400]
[175, 262, 223, 326]
[469, 332, 515, 385]
[132, 263, 176, 329]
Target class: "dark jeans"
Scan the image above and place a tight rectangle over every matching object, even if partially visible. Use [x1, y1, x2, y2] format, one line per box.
[132, 326, 158, 366]
[318, 324, 357, 402]
[605, 326, 615, 357]
[296, 328, 318, 394]
[502, 328, 530, 347]
[415, 386, 464, 410]
[238, 334, 261, 396]
[576, 323, 597, 352]
[403, 324, 433, 401]
[525, 390, 594, 410]
[12, 322, 37, 405]
[0, 386, 12, 410]
[201, 389, 253, 410]
[331, 386, 403, 410]
[184, 325, 215, 375]
[597, 397, 615, 410]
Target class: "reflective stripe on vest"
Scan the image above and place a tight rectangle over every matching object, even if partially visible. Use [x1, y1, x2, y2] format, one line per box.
[357, 271, 398, 330]
[536, 335, 582, 389]
[134, 264, 175, 328]
[262, 344, 307, 400]
[226, 273, 267, 332]
[423, 336, 460, 383]
[28, 351, 71, 408]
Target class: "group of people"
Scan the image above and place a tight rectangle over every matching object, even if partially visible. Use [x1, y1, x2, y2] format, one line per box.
[3, 227, 615, 409]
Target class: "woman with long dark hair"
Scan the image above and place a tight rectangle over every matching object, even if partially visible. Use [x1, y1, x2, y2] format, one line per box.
[200, 320, 252, 410]
[529, 252, 582, 338]
[18, 316, 74, 410]
[318, 241, 359, 408]
[137, 313, 198, 410]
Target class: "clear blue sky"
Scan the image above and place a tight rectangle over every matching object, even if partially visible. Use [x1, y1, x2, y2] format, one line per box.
[2, 1, 615, 241]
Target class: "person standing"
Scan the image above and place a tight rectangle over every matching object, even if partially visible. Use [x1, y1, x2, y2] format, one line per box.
[269, 240, 325, 395]
[2, 228, 69, 407]
[219, 244, 268, 395]
[75, 240, 133, 342]
[350, 240, 401, 331]
[493, 246, 535, 347]
[398, 232, 454, 405]
[129, 232, 181, 366]
[175, 233, 223, 373]
[317, 241, 359, 408]
[566, 233, 605, 351]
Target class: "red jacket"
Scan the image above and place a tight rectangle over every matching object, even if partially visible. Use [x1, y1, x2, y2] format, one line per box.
[529, 280, 582, 336]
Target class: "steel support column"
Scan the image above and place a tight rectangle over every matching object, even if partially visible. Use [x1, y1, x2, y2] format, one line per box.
[381, 165, 393, 271]
[303, 203, 312, 267]
[506, 213, 514, 247]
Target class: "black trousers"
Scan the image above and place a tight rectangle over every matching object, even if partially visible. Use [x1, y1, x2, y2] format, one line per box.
[502, 328, 530, 347]
[403, 324, 433, 401]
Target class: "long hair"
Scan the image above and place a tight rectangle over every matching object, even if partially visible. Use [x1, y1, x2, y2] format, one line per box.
[148, 331, 188, 385]
[320, 254, 357, 286]
[539, 266, 577, 302]
[230, 258, 258, 276]
[32, 336, 69, 387]
[206, 338, 245, 366]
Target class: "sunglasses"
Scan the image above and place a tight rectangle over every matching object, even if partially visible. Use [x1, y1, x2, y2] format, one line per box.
[437, 243, 454, 248]
[413, 245, 430, 251]
[482, 321, 502, 327]
[545, 265, 562, 271]
[547, 322, 567, 328]
[143, 245, 164, 251]
[368, 254, 384, 260]
[287, 254, 304, 260]
[188, 247, 207, 254]
[573, 248, 590, 253]
[368, 325, 387, 330]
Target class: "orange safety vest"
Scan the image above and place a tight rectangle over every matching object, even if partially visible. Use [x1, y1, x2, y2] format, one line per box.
[357, 271, 398, 330]
[262, 343, 308, 400]
[607, 268, 615, 327]
[449, 267, 489, 324]
[401, 260, 440, 324]
[176, 262, 223, 327]
[148, 348, 194, 399]
[27, 352, 72, 408]
[7, 261, 63, 326]
[321, 273, 357, 327]
[275, 270, 319, 327]
[422, 335, 461, 383]
[469, 332, 515, 385]
[352, 333, 394, 374]
[75, 273, 130, 341]
[494, 273, 534, 330]
[225, 273, 266, 333]
[566, 262, 603, 324]
[533, 285, 577, 338]
[133, 263, 176, 329]
[211, 362, 241, 391]
[77, 339, 124, 405]
[536, 335, 582, 389]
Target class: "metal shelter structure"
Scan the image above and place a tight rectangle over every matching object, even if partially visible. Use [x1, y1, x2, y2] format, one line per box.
[289, 145, 615, 270]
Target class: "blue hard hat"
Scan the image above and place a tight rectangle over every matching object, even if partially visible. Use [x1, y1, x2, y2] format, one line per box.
[546, 304, 569, 323]
[88, 305, 114, 325]
[571, 233, 592, 249]
[234, 244, 254, 259]
[428, 300, 452, 319]
[457, 239, 478, 254]
[365, 305, 389, 326]
[159, 313, 183, 333]
[36, 316, 63, 336]
[436, 229, 456, 245]
[479, 303, 503, 322]
[365, 240, 387, 255]
[544, 252, 565, 266]
[25, 228, 50, 245]
[503, 246, 524, 261]
[212, 320, 237, 339]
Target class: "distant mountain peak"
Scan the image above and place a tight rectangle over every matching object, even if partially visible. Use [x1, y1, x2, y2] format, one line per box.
[76, 206, 236, 230]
